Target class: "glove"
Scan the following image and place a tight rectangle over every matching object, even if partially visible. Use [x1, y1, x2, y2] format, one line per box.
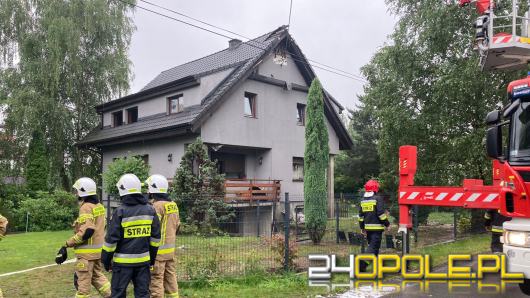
[55, 246, 67, 264]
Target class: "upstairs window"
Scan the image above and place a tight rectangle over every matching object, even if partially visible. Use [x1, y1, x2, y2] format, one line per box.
[297, 103, 306, 126]
[168, 94, 184, 114]
[135, 154, 149, 166]
[244, 92, 257, 118]
[127, 107, 138, 124]
[112, 111, 123, 127]
[293, 157, 304, 181]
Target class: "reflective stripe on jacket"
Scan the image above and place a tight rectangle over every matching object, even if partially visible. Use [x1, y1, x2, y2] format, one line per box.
[358, 194, 390, 231]
[153, 200, 180, 260]
[68, 202, 106, 260]
[102, 194, 161, 267]
[484, 210, 511, 234]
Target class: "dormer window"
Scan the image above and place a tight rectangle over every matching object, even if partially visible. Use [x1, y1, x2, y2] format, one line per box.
[127, 107, 138, 124]
[168, 94, 184, 114]
[112, 111, 123, 127]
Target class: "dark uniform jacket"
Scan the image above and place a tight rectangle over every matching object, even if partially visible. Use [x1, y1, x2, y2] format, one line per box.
[484, 209, 511, 234]
[358, 194, 390, 231]
[102, 194, 161, 267]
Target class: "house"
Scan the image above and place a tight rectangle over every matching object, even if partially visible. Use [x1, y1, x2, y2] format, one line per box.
[78, 26, 353, 236]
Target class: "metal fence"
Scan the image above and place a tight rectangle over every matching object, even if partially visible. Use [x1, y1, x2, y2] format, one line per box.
[101, 192, 484, 281]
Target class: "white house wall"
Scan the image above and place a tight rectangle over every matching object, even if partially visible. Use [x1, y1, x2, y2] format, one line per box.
[101, 135, 198, 198]
[201, 53, 342, 197]
[102, 68, 234, 127]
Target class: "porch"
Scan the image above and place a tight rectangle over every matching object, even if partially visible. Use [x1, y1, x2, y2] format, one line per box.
[224, 179, 281, 203]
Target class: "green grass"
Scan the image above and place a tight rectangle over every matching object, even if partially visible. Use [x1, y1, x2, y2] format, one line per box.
[0, 231, 491, 297]
[427, 212, 455, 225]
[0, 230, 72, 273]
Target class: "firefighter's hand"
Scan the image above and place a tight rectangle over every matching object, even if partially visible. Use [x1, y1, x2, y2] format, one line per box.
[103, 262, 112, 272]
[485, 225, 492, 232]
[385, 226, 391, 233]
[361, 229, 366, 236]
[55, 246, 67, 264]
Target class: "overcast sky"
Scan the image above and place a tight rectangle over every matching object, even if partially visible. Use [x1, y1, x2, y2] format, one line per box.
[128, 0, 397, 110]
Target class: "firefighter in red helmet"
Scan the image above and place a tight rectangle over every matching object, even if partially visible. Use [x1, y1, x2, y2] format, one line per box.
[358, 180, 390, 271]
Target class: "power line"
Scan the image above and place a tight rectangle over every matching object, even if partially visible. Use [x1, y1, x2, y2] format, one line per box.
[138, 0, 367, 82]
[119, 0, 367, 83]
[139, 0, 367, 82]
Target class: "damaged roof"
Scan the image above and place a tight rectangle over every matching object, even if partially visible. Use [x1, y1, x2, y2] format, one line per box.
[79, 26, 353, 150]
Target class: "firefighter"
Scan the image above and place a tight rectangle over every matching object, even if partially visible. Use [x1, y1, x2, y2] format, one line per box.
[484, 209, 511, 253]
[146, 174, 180, 298]
[460, 0, 495, 44]
[358, 180, 390, 270]
[0, 214, 8, 298]
[55, 177, 111, 298]
[102, 173, 161, 298]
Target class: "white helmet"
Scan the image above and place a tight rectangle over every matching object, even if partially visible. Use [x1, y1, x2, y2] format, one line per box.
[73, 177, 97, 198]
[145, 174, 169, 194]
[116, 174, 142, 197]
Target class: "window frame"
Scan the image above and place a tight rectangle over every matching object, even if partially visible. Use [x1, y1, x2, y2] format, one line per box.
[292, 157, 304, 182]
[167, 94, 184, 115]
[243, 92, 257, 118]
[112, 110, 123, 127]
[297, 103, 306, 126]
[126, 106, 138, 124]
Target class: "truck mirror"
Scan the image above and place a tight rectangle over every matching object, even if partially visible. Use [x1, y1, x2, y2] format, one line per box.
[486, 126, 502, 159]
[486, 110, 500, 125]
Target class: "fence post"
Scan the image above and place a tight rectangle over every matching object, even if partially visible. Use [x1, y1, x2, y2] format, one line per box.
[335, 199, 340, 244]
[453, 210, 458, 240]
[284, 192, 290, 271]
[256, 200, 261, 237]
[413, 205, 419, 243]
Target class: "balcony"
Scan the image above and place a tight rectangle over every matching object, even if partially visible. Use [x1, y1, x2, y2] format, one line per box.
[224, 179, 281, 202]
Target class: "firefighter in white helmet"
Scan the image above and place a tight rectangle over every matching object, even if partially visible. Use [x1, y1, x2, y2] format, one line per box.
[56, 177, 110, 298]
[102, 173, 161, 297]
[147, 174, 180, 298]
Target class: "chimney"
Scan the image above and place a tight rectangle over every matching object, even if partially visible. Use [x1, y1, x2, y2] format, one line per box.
[228, 39, 242, 50]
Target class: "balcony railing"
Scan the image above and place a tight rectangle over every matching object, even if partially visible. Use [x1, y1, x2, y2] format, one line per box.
[224, 179, 281, 202]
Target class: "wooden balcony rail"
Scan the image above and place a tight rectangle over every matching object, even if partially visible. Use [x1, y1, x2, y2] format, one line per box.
[224, 179, 281, 202]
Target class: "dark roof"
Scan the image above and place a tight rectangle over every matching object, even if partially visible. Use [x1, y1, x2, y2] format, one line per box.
[79, 26, 353, 150]
[141, 31, 278, 92]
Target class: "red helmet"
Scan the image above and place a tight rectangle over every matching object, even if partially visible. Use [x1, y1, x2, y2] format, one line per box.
[364, 180, 380, 193]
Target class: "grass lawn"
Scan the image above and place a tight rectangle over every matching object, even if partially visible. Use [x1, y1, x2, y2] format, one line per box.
[427, 212, 455, 226]
[0, 230, 72, 274]
[0, 230, 491, 297]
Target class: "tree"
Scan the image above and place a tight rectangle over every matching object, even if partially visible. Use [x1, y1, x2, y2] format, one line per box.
[304, 79, 329, 244]
[172, 138, 231, 235]
[335, 106, 380, 194]
[103, 156, 150, 198]
[26, 130, 49, 192]
[0, 0, 135, 190]
[360, 0, 521, 226]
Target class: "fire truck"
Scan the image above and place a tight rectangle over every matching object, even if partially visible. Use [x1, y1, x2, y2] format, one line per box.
[398, 0, 530, 294]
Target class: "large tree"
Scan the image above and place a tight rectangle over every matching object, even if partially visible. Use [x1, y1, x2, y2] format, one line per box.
[304, 78, 329, 244]
[26, 130, 49, 192]
[360, 0, 522, 225]
[0, 0, 135, 188]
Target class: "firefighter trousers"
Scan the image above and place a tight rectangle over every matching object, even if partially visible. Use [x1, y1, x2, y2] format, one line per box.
[491, 232, 503, 253]
[111, 265, 151, 298]
[150, 259, 179, 298]
[366, 231, 383, 256]
[75, 258, 111, 298]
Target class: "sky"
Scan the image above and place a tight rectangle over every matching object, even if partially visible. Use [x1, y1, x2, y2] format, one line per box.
[128, 0, 398, 110]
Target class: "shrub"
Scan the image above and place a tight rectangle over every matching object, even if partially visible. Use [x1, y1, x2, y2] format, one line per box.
[13, 190, 77, 231]
[172, 138, 233, 235]
[26, 130, 49, 192]
[264, 234, 298, 271]
[102, 156, 150, 197]
[457, 210, 472, 235]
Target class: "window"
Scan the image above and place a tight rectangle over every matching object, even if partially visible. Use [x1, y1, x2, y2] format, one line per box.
[297, 103, 306, 125]
[168, 95, 184, 114]
[112, 111, 123, 127]
[244, 92, 257, 118]
[293, 157, 304, 181]
[126, 107, 138, 124]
